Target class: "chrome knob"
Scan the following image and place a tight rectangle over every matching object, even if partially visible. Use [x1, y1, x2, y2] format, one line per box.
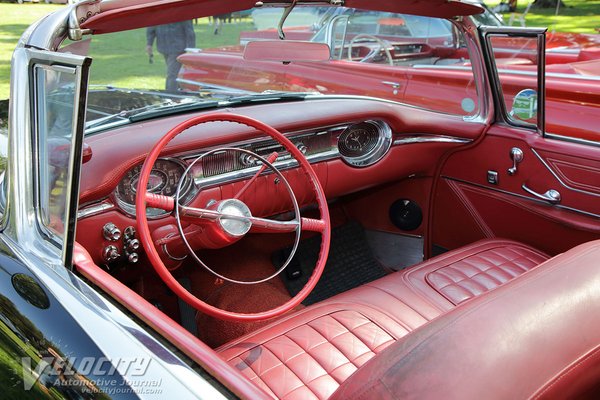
[126, 239, 140, 252]
[508, 147, 524, 176]
[239, 153, 256, 167]
[103, 223, 121, 241]
[127, 252, 139, 264]
[102, 245, 120, 263]
[123, 226, 136, 240]
[296, 143, 308, 154]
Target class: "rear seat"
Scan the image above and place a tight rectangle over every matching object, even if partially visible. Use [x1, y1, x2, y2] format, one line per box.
[218, 238, 549, 400]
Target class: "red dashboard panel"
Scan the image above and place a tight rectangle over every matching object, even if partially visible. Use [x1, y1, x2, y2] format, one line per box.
[76, 99, 483, 265]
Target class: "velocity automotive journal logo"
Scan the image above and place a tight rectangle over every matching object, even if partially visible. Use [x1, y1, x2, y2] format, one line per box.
[20, 356, 162, 394]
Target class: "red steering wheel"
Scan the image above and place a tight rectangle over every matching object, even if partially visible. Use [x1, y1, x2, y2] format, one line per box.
[135, 113, 331, 322]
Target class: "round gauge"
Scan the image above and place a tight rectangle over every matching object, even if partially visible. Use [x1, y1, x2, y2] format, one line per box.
[337, 121, 393, 167]
[338, 123, 379, 158]
[115, 158, 193, 218]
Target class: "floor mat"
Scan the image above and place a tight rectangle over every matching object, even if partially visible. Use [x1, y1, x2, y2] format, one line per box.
[365, 230, 424, 271]
[273, 221, 388, 305]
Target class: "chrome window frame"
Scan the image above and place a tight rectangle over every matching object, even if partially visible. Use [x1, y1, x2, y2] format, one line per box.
[479, 26, 547, 136]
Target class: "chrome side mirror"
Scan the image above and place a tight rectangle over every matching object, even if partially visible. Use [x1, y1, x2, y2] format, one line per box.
[511, 88, 538, 121]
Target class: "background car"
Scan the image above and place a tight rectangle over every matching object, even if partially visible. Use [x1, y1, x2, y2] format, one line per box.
[178, 7, 600, 142]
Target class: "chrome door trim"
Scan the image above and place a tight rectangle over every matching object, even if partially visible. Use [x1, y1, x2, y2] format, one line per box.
[443, 176, 600, 219]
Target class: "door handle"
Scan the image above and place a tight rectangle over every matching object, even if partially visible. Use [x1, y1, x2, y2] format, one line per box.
[522, 183, 561, 205]
[382, 81, 401, 95]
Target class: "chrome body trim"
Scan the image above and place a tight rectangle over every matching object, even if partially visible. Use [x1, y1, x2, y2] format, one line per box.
[412, 61, 600, 82]
[543, 132, 600, 149]
[443, 176, 600, 219]
[531, 148, 600, 198]
[7, 8, 230, 398]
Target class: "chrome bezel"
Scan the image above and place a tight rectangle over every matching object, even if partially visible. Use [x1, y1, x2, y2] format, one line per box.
[114, 157, 196, 219]
[337, 120, 393, 168]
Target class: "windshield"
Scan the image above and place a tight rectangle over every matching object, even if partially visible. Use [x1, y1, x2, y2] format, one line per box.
[82, 6, 480, 133]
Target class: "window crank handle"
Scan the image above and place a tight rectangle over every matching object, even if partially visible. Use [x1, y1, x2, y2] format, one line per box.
[508, 147, 524, 176]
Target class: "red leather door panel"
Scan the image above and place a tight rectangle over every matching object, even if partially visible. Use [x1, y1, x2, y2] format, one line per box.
[433, 126, 600, 256]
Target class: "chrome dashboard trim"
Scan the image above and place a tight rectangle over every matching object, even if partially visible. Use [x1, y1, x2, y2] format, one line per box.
[77, 201, 115, 219]
[338, 120, 393, 168]
[531, 148, 600, 198]
[192, 149, 340, 188]
[393, 135, 472, 145]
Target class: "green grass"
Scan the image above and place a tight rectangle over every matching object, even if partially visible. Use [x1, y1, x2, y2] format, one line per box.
[87, 19, 253, 91]
[0, 4, 64, 100]
[0, 1, 599, 99]
[0, 4, 251, 99]
[484, 0, 600, 33]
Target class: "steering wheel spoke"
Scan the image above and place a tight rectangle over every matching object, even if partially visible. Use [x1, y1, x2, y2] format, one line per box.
[146, 193, 175, 212]
[136, 113, 330, 321]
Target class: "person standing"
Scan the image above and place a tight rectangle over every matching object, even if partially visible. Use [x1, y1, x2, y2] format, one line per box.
[146, 21, 196, 93]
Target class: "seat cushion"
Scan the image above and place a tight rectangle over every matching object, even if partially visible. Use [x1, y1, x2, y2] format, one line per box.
[402, 238, 549, 309]
[218, 239, 549, 399]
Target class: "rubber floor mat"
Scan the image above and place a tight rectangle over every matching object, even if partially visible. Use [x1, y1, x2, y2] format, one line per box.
[273, 221, 388, 305]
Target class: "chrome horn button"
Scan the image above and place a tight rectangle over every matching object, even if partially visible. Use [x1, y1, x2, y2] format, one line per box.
[217, 199, 252, 237]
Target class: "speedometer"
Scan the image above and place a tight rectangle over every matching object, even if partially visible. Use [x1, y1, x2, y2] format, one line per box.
[115, 158, 193, 218]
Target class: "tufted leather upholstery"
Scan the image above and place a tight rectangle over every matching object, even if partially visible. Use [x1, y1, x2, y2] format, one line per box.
[330, 240, 600, 400]
[218, 239, 549, 399]
[403, 239, 549, 307]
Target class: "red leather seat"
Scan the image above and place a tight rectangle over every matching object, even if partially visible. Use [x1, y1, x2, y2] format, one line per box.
[217, 239, 549, 399]
[331, 239, 600, 400]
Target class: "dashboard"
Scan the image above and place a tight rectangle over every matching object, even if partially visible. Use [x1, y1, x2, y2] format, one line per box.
[75, 98, 482, 266]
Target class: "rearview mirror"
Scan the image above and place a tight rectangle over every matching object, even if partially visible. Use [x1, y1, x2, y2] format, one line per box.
[243, 40, 331, 63]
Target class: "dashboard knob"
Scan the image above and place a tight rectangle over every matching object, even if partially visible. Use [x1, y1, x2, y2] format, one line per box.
[103, 223, 122, 241]
[296, 143, 308, 154]
[127, 252, 139, 264]
[102, 245, 120, 263]
[126, 239, 140, 252]
[123, 226, 136, 240]
[239, 153, 257, 167]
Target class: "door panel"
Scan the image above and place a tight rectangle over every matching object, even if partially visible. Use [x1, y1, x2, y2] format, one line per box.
[433, 125, 600, 255]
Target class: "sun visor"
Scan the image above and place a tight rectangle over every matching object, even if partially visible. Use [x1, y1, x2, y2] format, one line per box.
[79, 0, 483, 35]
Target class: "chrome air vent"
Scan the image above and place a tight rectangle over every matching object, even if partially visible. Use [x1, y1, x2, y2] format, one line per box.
[194, 129, 337, 179]
[337, 121, 392, 167]
[201, 150, 243, 177]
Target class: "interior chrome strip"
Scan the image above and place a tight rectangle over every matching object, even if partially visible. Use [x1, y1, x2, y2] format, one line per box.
[543, 133, 600, 149]
[443, 176, 600, 219]
[393, 135, 472, 145]
[77, 201, 115, 219]
[531, 148, 600, 198]
[193, 150, 339, 187]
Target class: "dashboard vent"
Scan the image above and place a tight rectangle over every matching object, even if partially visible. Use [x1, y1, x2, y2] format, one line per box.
[201, 150, 243, 177]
